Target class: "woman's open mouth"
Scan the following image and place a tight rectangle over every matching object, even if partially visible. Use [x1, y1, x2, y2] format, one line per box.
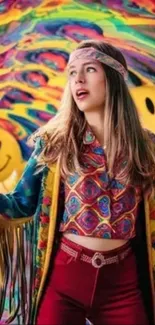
[76, 89, 89, 100]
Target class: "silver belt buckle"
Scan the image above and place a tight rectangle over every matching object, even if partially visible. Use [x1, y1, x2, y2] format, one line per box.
[92, 252, 106, 268]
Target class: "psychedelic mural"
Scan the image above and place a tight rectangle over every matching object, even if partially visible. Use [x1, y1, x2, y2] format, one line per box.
[0, 0, 155, 192]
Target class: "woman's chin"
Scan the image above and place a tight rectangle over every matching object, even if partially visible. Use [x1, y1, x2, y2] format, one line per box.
[77, 105, 93, 112]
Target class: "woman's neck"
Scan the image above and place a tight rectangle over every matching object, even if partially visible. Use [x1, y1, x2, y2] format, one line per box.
[85, 112, 105, 147]
[86, 121, 104, 147]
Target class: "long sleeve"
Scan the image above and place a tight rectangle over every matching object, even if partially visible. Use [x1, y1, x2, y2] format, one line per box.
[0, 138, 43, 219]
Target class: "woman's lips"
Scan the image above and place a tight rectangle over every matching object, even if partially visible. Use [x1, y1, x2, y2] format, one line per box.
[77, 93, 89, 100]
[76, 90, 89, 100]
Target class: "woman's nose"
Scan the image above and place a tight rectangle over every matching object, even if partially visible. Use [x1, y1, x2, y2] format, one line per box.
[75, 72, 85, 84]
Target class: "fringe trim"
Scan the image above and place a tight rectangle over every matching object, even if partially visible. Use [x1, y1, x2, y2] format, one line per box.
[0, 221, 33, 325]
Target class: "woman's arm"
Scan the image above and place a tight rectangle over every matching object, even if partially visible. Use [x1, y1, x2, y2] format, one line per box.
[0, 138, 43, 219]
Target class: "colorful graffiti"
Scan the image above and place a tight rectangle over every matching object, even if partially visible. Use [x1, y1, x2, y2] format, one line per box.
[0, 0, 155, 191]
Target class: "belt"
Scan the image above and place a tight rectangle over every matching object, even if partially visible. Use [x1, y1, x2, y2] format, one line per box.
[60, 241, 132, 269]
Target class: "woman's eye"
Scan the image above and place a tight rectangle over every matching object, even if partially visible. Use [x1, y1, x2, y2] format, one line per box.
[69, 70, 76, 76]
[87, 67, 96, 72]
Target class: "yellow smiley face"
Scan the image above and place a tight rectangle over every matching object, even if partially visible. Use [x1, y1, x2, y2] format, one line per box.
[129, 70, 155, 134]
[0, 128, 23, 182]
[131, 85, 155, 133]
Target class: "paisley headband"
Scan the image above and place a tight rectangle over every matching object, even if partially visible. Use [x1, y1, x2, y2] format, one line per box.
[68, 47, 128, 80]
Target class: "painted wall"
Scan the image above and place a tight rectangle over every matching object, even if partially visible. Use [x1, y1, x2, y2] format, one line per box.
[0, 0, 155, 192]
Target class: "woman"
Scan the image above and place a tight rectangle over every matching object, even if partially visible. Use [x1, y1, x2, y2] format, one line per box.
[0, 39, 155, 325]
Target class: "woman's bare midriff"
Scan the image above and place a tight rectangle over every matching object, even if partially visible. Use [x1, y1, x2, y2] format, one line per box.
[63, 232, 129, 251]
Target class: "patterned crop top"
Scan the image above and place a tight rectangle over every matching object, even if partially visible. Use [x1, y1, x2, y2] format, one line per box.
[59, 126, 142, 240]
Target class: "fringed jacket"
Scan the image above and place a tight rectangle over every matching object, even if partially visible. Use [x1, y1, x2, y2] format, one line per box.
[0, 138, 155, 324]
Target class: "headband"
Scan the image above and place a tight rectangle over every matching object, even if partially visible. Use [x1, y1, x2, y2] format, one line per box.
[68, 47, 128, 80]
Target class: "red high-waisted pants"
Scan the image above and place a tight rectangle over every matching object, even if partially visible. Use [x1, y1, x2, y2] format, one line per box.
[37, 236, 149, 325]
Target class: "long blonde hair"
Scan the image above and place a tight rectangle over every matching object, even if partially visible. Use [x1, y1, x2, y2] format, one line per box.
[31, 39, 155, 186]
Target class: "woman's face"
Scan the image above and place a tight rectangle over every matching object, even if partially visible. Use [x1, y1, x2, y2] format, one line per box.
[68, 58, 106, 114]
